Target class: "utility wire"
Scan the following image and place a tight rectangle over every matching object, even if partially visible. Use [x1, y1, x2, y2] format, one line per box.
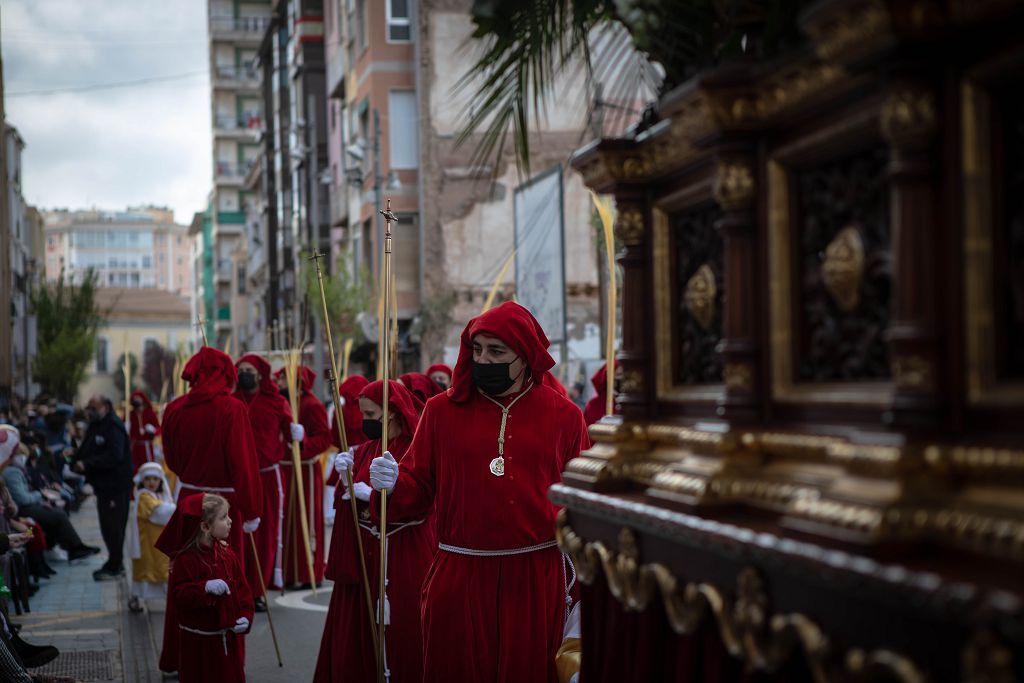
[7, 70, 208, 97]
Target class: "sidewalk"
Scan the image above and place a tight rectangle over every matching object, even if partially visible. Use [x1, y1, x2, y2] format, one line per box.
[13, 496, 159, 683]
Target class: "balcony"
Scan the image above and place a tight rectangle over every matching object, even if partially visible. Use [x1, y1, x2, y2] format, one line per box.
[212, 64, 260, 90]
[214, 160, 255, 186]
[209, 15, 269, 39]
[213, 113, 262, 137]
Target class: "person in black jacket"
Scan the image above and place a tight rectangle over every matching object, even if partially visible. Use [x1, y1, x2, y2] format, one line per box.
[72, 395, 134, 581]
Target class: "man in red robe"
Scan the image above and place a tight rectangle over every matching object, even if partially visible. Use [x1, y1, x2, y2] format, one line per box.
[583, 361, 620, 427]
[425, 363, 452, 391]
[234, 353, 302, 602]
[325, 375, 370, 524]
[159, 346, 262, 674]
[276, 366, 333, 586]
[127, 390, 161, 473]
[369, 302, 588, 683]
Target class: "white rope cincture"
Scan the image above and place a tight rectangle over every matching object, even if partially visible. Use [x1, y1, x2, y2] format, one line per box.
[178, 481, 236, 493]
[358, 518, 425, 539]
[179, 624, 231, 656]
[258, 463, 280, 473]
[438, 539, 558, 557]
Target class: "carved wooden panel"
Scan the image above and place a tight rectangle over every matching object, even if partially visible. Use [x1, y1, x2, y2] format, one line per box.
[995, 88, 1024, 380]
[672, 202, 724, 385]
[795, 146, 891, 382]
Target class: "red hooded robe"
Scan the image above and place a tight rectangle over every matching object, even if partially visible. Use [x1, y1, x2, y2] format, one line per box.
[128, 390, 161, 473]
[314, 379, 435, 683]
[280, 366, 333, 585]
[399, 372, 442, 404]
[233, 353, 293, 591]
[159, 347, 261, 673]
[326, 374, 370, 487]
[583, 361, 618, 426]
[158, 493, 254, 683]
[370, 301, 588, 683]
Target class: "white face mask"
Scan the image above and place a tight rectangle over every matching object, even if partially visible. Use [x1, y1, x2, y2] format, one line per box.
[12, 454, 27, 468]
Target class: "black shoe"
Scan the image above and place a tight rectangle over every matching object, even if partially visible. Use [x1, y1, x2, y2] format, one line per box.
[67, 546, 100, 562]
[92, 567, 124, 581]
[254, 596, 267, 613]
[128, 596, 143, 613]
[11, 632, 59, 668]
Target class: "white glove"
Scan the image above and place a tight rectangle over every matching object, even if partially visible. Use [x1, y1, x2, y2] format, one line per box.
[205, 579, 230, 596]
[154, 444, 164, 461]
[144, 424, 157, 435]
[290, 423, 305, 442]
[342, 481, 373, 502]
[333, 448, 355, 480]
[569, 674, 579, 683]
[369, 451, 398, 493]
[242, 517, 260, 533]
[232, 616, 250, 634]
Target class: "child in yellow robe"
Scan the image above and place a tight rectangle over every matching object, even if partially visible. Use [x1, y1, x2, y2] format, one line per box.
[127, 461, 175, 612]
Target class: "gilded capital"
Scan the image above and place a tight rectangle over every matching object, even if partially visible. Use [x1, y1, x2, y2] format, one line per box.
[713, 161, 755, 210]
[614, 207, 645, 246]
[881, 88, 938, 148]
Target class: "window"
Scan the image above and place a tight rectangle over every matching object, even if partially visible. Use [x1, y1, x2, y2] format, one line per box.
[355, 0, 366, 53]
[388, 90, 418, 169]
[387, 0, 411, 42]
[142, 255, 152, 268]
[95, 337, 109, 373]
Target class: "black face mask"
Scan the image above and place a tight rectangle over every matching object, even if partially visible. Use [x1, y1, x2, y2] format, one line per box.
[362, 418, 382, 441]
[237, 372, 258, 392]
[85, 409, 100, 423]
[472, 360, 522, 396]
[131, 401, 143, 409]
[278, 387, 289, 401]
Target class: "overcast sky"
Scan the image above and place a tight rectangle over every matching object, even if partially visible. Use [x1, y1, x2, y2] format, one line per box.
[2, 0, 211, 224]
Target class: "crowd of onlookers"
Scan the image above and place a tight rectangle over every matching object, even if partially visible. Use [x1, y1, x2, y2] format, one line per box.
[0, 397, 102, 683]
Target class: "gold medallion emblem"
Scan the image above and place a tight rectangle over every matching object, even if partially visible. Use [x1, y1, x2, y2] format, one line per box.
[489, 456, 505, 477]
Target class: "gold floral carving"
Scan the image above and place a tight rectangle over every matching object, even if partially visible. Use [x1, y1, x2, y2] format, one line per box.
[620, 370, 644, 394]
[713, 162, 755, 210]
[962, 629, 1015, 683]
[556, 513, 928, 682]
[822, 226, 865, 312]
[684, 264, 717, 330]
[892, 355, 934, 391]
[805, 0, 891, 63]
[614, 208, 644, 246]
[881, 89, 938, 148]
[724, 362, 754, 392]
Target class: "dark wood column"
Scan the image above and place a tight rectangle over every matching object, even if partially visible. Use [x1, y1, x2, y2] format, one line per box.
[612, 193, 652, 420]
[881, 83, 942, 429]
[712, 154, 761, 422]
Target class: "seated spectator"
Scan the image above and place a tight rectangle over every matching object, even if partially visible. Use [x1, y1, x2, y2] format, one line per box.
[0, 430, 98, 563]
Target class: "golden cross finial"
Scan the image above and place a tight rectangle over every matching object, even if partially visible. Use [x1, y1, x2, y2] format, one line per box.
[379, 197, 397, 224]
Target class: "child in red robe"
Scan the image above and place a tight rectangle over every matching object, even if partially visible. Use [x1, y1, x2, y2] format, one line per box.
[369, 302, 588, 683]
[157, 493, 254, 683]
[314, 379, 435, 682]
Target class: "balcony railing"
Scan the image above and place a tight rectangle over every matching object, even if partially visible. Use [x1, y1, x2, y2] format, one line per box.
[209, 15, 269, 35]
[214, 114, 263, 131]
[213, 64, 259, 83]
[214, 160, 256, 180]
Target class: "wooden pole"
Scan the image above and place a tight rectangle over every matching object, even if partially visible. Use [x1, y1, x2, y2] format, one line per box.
[308, 250, 380, 659]
[284, 348, 318, 594]
[247, 533, 283, 667]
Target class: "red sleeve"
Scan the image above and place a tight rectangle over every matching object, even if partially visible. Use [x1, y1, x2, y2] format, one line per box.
[169, 554, 218, 610]
[279, 397, 294, 444]
[562, 404, 591, 473]
[226, 400, 262, 520]
[300, 396, 333, 457]
[371, 402, 435, 523]
[162, 399, 184, 474]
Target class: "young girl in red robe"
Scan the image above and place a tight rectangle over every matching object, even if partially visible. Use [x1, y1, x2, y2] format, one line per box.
[313, 379, 435, 683]
[158, 493, 254, 683]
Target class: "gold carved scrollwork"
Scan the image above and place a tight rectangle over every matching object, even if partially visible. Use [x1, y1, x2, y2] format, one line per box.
[892, 355, 934, 391]
[881, 88, 938, 148]
[822, 226, 865, 312]
[805, 0, 891, 63]
[962, 629, 1015, 683]
[724, 362, 754, 392]
[713, 161, 755, 210]
[614, 208, 645, 246]
[556, 513, 930, 682]
[684, 264, 717, 330]
[620, 370, 644, 394]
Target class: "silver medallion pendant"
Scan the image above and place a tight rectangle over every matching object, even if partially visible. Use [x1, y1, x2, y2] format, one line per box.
[489, 456, 505, 477]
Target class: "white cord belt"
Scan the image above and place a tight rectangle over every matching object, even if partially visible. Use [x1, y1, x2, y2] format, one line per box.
[178, 481, 236, 493]
[359, 518, 425, 539]
[258, 464, 280, 473]
[179, 624, 232, 655]
[280, 458, 320, 466]
[438, 539, 558, 557]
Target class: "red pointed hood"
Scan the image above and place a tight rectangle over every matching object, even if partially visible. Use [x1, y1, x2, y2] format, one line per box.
[181, 347, 237, 406]
[155, 492, 206, 558]
[359, 379, 423, 438]
[400, 373, 443, 402]
[299, 366, 317, 395]
[235, 353, 278, 396]
[425, 364, 452, 380]
[448, 301, 556, 403]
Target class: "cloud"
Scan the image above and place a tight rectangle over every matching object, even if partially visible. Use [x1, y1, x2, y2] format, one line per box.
[2, 0, 212, 224]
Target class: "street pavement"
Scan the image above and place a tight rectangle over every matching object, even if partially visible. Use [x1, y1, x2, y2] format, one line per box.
[16, 496, 333, 682]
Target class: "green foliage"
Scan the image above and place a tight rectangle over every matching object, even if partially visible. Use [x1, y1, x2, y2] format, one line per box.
[113, 352, 140, 401]
[302, 249, 374, 343]
[30, 269, 105, 402]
